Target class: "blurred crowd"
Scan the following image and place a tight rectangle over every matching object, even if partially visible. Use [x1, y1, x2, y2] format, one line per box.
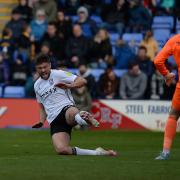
[0, 0, 179, 102]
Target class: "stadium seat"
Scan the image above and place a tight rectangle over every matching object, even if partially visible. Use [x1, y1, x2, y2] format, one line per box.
[122, 33, 143, 43]
[114, 69, 127, 77]
[152, 23, 171, 29]
[0, 86, 2, 97]
[153, 29, 170, 48]
[122, 33, 143, 53]
[71, 15, 78, 23]
[153, 16, 174, 29]
[91, 15, 103, 24]
[109, 33, 119, 45]
[91, 69, 104, 81]
[4, 86, 25, 98]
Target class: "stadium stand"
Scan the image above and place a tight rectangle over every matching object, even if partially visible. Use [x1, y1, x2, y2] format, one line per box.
[0, 0, 177, 99]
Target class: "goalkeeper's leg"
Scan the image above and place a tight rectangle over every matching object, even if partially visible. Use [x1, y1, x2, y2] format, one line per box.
[155, 88, 180, 160]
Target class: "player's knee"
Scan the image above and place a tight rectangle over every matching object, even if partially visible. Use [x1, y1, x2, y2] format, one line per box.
[55, 146, 70, 155]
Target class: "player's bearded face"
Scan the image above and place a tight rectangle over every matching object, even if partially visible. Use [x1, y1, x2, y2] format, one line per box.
[36, 62, 51, 80]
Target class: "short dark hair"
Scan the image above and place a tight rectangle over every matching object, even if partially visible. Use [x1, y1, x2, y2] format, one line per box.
[139, 46, 147, 52]
[35, 54, 51, 66]
[48, 21, 57, 27]
[128, 61, 139, 70]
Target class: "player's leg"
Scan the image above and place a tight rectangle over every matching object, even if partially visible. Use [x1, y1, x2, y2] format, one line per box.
[155, 88, 180, 160]
[52, 132, 73, 155]
[52, 131, 117, 156]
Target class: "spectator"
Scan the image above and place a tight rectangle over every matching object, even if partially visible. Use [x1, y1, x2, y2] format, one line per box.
[0, 53, 10, 85]
[80, 0, 102, 15]
[75, 6, 98, 38]
[41, 22, 66, 61]
[65, 24, 89, 67]
[17, 25, 35, 61]
[140, 30, 158, 61]
[30, 9, 48, 42]
[135, 46, 154, 78]
[89, 28, 113, 68]
[114, 39, 135, 69]
[72, 86, 92, 112]
[127, 0, 152, 32]
[37, 42, 57, 68]
[77, 63, 96, 97]
[159, 0, 175, 15]
[5, 9, 25, 41]
[64, 0, 81, 15]
[143, 0, 157, 14]
[0, 28, 15, 59]
[135, 46, 154, 99]
[119, 61, 147, 99]
[10, 55, 29, 86]
[97, 66, 119, 99]
[56, 9, 72, 40]
[13, 0, 33, 23]
[32, 0, 57, 22]
[101, 0, 129, 36]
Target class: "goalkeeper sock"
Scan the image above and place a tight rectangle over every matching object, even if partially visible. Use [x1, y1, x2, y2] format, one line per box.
[72, 147, 98, 155]
[74, 113, 88, 125]
[163, 116, 177, 153]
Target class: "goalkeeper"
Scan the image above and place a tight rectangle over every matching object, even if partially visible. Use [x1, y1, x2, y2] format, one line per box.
[154, 33, 180, 160]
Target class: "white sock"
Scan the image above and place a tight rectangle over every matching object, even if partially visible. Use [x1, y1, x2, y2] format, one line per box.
[75, 147, 98, 155]
[74, 113, 87, 125]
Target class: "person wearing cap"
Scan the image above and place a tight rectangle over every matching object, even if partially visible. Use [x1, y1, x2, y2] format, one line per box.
[30, 9, 48, 42]
[75, 6, 98, 38]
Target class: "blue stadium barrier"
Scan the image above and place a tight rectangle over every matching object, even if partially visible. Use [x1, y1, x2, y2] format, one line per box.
[4, 86, 25, 98]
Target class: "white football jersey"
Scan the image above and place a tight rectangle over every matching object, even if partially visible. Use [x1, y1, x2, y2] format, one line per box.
[34, 69, 77, 124]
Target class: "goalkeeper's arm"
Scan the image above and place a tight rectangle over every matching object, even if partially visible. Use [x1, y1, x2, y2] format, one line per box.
[32, 103, 47, 128]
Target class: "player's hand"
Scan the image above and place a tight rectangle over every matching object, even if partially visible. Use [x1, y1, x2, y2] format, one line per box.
[32, 122, 43, 128]
[55, 83, 73, 89]
[164, 72, 175, 86]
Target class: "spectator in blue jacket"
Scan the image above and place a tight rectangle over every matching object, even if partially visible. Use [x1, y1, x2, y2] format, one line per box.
[114, 39, 135, 69]
[30, 9, 48, 42]
[75, 6, 98, 38]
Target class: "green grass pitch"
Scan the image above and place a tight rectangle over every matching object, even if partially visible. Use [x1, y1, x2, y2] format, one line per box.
[0, 129, 180, 180]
